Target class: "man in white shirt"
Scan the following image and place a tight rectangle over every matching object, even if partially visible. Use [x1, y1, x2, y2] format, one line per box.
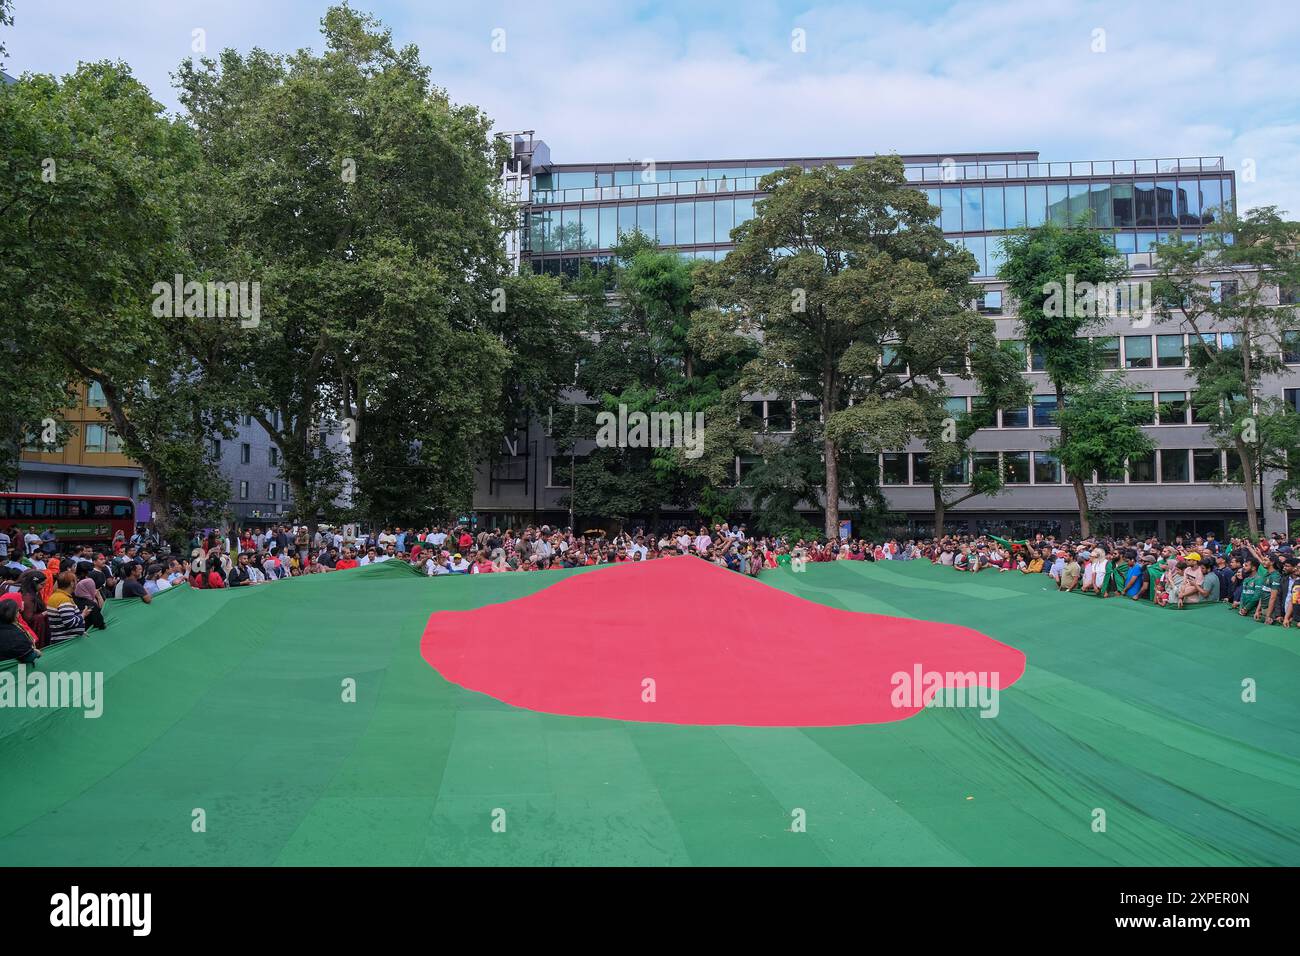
[429, 528, 447, 548]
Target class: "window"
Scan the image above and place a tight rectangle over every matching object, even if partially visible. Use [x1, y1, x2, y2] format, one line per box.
[1005, 340, 1028, 370]
[1192, 449, 1221, 482]
[766, 402, 792, 433]
[912, 453, 932, 485]
[1128, 452, 1156, 483]
[1111, 183, 1135, 227]
[1283, 330, 1300, 364]
[1287, 389, 1300, 413]
[269, 447, 279, 467]
[1031, 395, 1059, 427]
[87, 382, 108, 407]
[1086, 336, 1118, 370]
[1156, 334, 1186, 368]
[1129, 391, 1155, 425]
[282, 484, 290, 501]
[1003, 452, 1031, 484]
[737, 455, 761, 487]
[674, 202, 694, 245]
[1210, 280, 1238, 304]
[1157, 391, 1189, 425]
[212, 438, 221, 457]
[241, 443, 251, 464]
[243, 415, 253, 427]
[741, 401, 765, 431]
[1124, 335, 1153, 368]
[1033, 452, 1060, 484]
[548, 457, 573, 488]
[882, 452, 909, 485]
[1029, 344, 1047, 372]
[83, 424, 121, 453]
[655, 202, 674, 246]
[1097, 458, 1125, 483]
[239, 481, 249, 500]
[267, 483, 276, 501]
[945, 455, 969, 484]
[972, 452, 999, 479]
[1160, 449, 1190, 483]
[978, 290, 1003, 315]
[1001, 405, 1029, 428]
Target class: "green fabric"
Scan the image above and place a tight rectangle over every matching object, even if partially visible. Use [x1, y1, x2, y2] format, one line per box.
[2, 559, 1299, 866]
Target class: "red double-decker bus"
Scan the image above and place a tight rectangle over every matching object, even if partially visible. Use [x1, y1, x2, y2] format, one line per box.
[0, 492, 136, 548]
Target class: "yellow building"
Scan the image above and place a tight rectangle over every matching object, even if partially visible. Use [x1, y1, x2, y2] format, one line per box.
[17, 382, 146, 500]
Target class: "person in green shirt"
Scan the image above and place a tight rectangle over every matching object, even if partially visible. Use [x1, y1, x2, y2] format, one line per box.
[1238, 558, 1266, 619]
[1260, 563, 1286, 624]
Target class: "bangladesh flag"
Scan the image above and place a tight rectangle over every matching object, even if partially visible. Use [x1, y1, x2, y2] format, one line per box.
[2, 558, 1298, 866]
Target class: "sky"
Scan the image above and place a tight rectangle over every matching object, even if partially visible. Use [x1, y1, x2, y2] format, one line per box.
[4, 0, 1299, 214]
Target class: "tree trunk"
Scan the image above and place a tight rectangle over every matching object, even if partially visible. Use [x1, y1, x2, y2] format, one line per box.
[1236, 436, 1259, 535]
[932, 483, 946, 540]
[823, 434, 839, 540]
[1072, 475, 1091, 538]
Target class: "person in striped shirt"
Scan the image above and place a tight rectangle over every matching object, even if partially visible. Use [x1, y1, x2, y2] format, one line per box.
[45, 571, 87, 644]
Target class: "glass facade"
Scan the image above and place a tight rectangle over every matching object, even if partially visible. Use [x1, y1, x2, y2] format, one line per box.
[525, 152, 1234, 280]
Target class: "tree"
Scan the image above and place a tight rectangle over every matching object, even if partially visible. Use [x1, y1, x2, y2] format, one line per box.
[1151, 207, 1300, 534]
[712, 156, 991, 538]
[1, 0, 13, 66]
[562, 235, 753, 529]
[1051, 375, 1157, 523]
[998, 219, 1130, 535]
[175, 6, 568, 525]
[924, 340, 1031, 538]
[0, 61, 237, 543]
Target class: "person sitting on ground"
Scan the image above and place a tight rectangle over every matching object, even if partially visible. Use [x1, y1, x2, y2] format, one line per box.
[1196, 557, 1220, 604]
[18, 569, 50, 646]
[45, 570, 87, 643]
[0, 598, 40, 664]
[73, 563, 108, 629]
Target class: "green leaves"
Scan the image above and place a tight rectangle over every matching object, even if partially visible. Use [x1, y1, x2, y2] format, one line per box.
[711, 155, 986, 535]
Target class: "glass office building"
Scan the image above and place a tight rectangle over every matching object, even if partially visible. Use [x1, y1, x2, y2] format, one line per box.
[520, 149, 1235, 279]
[477, 141, 1299, 539]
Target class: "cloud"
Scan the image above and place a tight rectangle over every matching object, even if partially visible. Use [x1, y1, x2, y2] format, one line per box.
[5, 0, 1297, 213]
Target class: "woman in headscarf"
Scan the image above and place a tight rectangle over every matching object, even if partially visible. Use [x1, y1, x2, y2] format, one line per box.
[18, 569, 49, 648]
[40, 556, 60, 603]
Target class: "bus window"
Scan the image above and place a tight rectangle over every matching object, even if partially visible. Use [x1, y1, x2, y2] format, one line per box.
[33, 498, 65, 517]
[8, 498, 34, 517]
[112, 502, 135, 518]
[65, 499, 90, 517]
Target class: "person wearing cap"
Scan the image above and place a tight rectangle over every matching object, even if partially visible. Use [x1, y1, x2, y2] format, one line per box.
[448, 553, 471, 574]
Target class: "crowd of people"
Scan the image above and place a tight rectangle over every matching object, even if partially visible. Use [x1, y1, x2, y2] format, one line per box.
[3, 518, 1298, 667]
[926, 530, 1300, 626]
